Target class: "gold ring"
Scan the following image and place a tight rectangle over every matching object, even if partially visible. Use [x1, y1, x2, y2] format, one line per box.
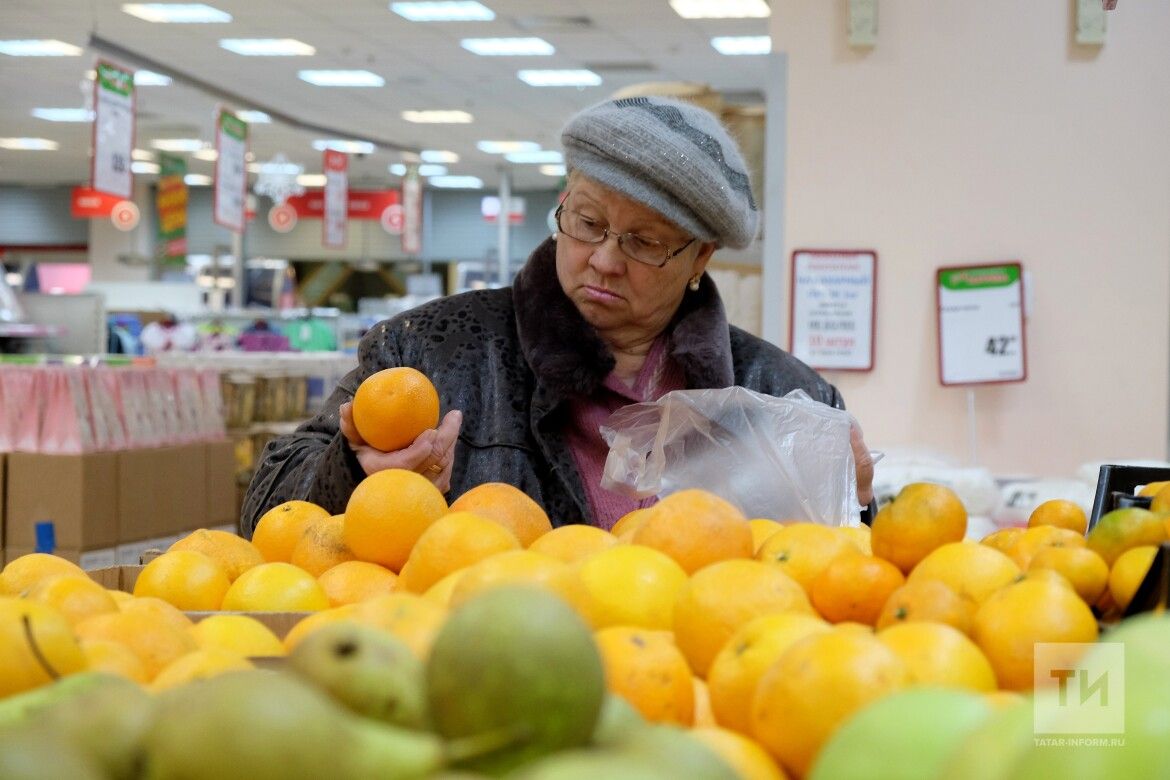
[427, 464, 442, 475]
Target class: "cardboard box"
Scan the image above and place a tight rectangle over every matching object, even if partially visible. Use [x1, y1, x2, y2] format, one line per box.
[6, 545, 118, 570]
[5, 452, 119, 551]
[205, 439, 239, 529]
[118, 445, 207, 541]
[0, 453, 7, 551]
[117, 448, 163, 544]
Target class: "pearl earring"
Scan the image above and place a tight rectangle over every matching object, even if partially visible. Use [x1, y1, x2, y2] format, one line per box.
[688, 274, 701, 292]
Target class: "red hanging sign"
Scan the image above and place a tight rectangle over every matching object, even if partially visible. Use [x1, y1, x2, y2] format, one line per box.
[284, 189, 401, 220]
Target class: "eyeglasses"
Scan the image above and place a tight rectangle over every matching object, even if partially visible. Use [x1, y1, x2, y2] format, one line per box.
[555, 202, 695, 268]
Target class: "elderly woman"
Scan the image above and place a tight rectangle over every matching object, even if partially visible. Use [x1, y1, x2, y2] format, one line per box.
[242, 96, 874, 534]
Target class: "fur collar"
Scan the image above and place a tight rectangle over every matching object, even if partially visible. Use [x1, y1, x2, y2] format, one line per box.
[512, 237, 735, 399]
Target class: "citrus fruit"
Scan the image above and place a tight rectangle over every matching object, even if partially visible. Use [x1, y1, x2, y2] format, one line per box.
[349, 592, 447, 659]
[810, 552, 905, 625]
[221, 562, 330, 612]
[189, 614, 286, 657]
[1027, 499, 1088, 535]
[574, 545, 689, 630]
[75, 609, 197, 681]
[528, 524, 620, 563]
[447, 550, 570, 608]
[875, 579, 975, 634]
[672, 559, 813, 677]
[1087, 507, 1167, 566]
[27, 574, 119, 626]
[170, 529, 264, 582]
[422, 569, 468, 607]
[840, 525, 872, 555]
[317, 560, 400, 606]
[79, 638, 148, 683]
[611, 508, 651, 539]
[594, 627, 694, 725]
[351, 366, 440, 452]
[693, 676, 717, 728]
[290, 514, 357, 577]
[748, 519, 784, 553]
[0, 553, 86, 596]
[755, 523, 856, 593]
[632, 489, 753, 574]
[251, 500, 330, 562]
[0, 597, 88, 696]
[1028, 545, 1109, 603]
[1108, 545, 1158, 611]
[1152, 484, 1170, 513]
[1006, 525, 1086, 569]
[281, 606, 358, 652]
[344, 468, 448, 571]
[980, 527, 1025, 556]
[1138, 480, 1170, 497]
[119, 596, 193, 631]
[448, 482, 553, 547]
[907, 542, 1020, 604]
[398, 511, 520, 593]
[871, 483, 968, 574]
[876, 622, 997, 692]
[691, 727, 787, 780]
[133, 550, 232, 611]
[151, 648, 253, 692]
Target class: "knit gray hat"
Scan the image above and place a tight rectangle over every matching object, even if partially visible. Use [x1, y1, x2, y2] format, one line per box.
[560, 96, 759, 249]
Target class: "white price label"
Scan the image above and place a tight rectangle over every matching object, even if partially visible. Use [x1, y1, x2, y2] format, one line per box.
[937, 263, 1027, 386]
[323, 150, 348, 248]
[402, 171, 422, 256]
[213, 110, 248, 233]
[790, 250, 877, 371]
[91, 62, 135, 199]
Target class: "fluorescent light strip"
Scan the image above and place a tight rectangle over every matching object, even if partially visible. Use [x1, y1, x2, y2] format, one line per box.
[476, 140, 540, 154]
[299, 70, 385, 87]
[389, 163, 407, 176]
[540, 164, 567, 177]
[0, 138, 59, 150]
[711, 36, 771, 55]
[236, 110, 271, 123]
[193, 148, 218, 161]
[402, 110, 473, 124]
[251, 161, 303, 175]
[135, 70, 173, 86]
[219, 38, 316, 56]
[184, 174, 212, 185]
[312, 139, 375, 154]
[669, 0, 769, 19]
[121, 3, 232, 23]
[418, 164, 448, 176]
[517, 69, 601, 87]
[131, 161, 160, 173]
[150, 139, 204, 152]
[461, 37, 553, 56]
[32, 108, 94, 122]
[505, 150, 563, 164]
[420, 150, 459, 163]
[0, 39, 83, 56]
[297, 174, 327, 187]
[390, 2, 495, 22]
[132, 149, 156, 161]
[428, 175, 483, 188]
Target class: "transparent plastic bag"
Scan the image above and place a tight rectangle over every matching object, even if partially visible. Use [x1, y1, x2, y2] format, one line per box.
[600, 387, 859, 526]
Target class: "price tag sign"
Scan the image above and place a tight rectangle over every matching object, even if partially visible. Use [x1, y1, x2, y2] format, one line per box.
[789, 249, 877, 371]
[213, 110, 248, 233]
[91, 61, 135, 199]
[401, 168, 422, 256]
[322, 149, 348, 248]
[936, 262, 1027, 386]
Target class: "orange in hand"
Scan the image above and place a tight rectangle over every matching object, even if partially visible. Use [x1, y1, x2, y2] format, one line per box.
[351, 366, 440, 452]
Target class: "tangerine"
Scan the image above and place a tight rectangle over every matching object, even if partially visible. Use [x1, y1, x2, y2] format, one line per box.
[1027, 499, 1088, 535]
[170, 529, 264, 582]
[871, 483, 967, 574]
[351, 366, 440, 452]
[251, 500, 330, 563]
[290, 514, 357, 577]
[221, 562, 330, 612]
[344, 469, 448, 571]
[810, 552, 905, 626]
[317, 560, 400, 606]
[755, 524, 856, 593]
[398, 511, 520, 593]
[133, 550, 231, 611]
[594, 627, 694, 725]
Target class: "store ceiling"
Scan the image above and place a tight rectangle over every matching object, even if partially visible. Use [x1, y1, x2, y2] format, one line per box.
[0, 0, 769, 192]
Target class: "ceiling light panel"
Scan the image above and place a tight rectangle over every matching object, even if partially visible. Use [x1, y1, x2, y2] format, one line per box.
[132, 149, 156, 161]
[517, 69, 601, 87]
[428, 175, 483, 188]
[505, 150, 563, 164]
[32, 108, 94, 122]
[150, 139, 204, 152]
[418, 164, 449, 176]
[235, 111, 271, 123]
[0, 138, 60, 150]
[711, 36, 771, 55]
[390, 2, 495, 22]
[461, 38, 554, 56]
[219, 39, 316, 56]
[402, 110, 473, 124]
[299, 70, 385, 87]
[131, 161, 160, 173]
[184, 174, 212, 185]
[122, 3, 232, 23]
[420, 150, 459, 163]
[476, 140, 541, 154]
[297, 174, 327, 187]
[0, 40, 83, 56]
[388, 164, 407, 175]
[135, 70, 173, 86]
[311, 139, 376, 154]
[669, 0, 769, 19]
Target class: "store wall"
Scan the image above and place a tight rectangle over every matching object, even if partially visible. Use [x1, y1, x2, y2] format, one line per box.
[769, 1, 1170, 477]
[0, 186, 88, 246]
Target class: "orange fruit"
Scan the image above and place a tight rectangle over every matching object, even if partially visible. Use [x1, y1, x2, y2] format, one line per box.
[840, 525, 872, 555]
[748, 519, 785, 553]
[1028, 546, 1109, 603]
[75, 609, 197, 681]
[151, 647, 253, 692]
[1086, 507, 1167, 566]
[527, 524, 620, 563]
[1007, 525, 1087, 570]
[1017, 567, 1076, 590]
[707, 612, 830, 734]
[876, 622, 997, 692]
[594, 627, 694, 724]
[0, 598, 88, 697]
[447, 550, 570, 608]
[170, 529, 264, 582]
[692, 676, 717, 728]
[448, 482, 553, 547]
[282, 606, 358, 652]
[971, 579, 1098, 691]
[189, 614, 286, 657]
[755, 524, 856, 593]
[347, 592, 446, 659]
[575, 545, 688, 630]
[80, 638, 149, 683]
[632, 489, 753, 574]
[672, 559, 814, 677]
[810, 552, 905, 626]
[874, 579, 975, 634]
[981, 527, 1025, 556]
[1108, 545, 1158, 611]
[751, 628, 910, 776]
[611, 508, 651, 540]
[133, 550, 232, 611]
[690, 727, 788, 780]
[1152, 484, 1170, 513]
[344, 468, 449, 571]
[221, 562, 330, 612]
[1027, 499, 1088, 535]
[1139, 480, 1170, 497]
[907, 542, 1020, 604]
[291, 514, 357, 577]
[251, 500, 330, 563]
[0, 553, 86, 597]
[398, 511, 520, 593]
[871, 483, 968, 574]
[26, 574, 119, 626]
[317, 560, 400, 606]
[351, 366, 440, 452]
[422, 569, 468, 607]
[119, 596, 193, 631]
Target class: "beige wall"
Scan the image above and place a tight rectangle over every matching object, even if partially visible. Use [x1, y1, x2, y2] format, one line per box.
[766, 0, 1170, 477]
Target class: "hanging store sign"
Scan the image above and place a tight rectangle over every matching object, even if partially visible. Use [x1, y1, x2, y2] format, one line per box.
[110, 201, 140, 231]
[936, 262, 1027, 386]
[402, 168, 422, 256]
[91, 61, 135, 200]
[284, 189, 400, 220]
[789, 249, 877, 372]
[322, 149, 348, 249]
[481, 195, 526, 225]
[155, 153, 188, 263]
[268, 203, 297, 233]
[213, 109, 248, 233]
[71, 186, 123, 218]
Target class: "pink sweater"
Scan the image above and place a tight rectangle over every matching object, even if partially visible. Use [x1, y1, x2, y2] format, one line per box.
[564, 336, 687, 530]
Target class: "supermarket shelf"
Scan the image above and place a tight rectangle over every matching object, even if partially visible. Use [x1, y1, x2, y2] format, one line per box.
[0, 323, 66, 338]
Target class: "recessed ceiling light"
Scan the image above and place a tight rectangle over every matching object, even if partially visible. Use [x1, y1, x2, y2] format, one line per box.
[0, 138, 59, 150]
[235, 110, 271, 123]
[150, 138, 204, 152]
[299, 70, 384, 87]
[476, 140, 540, 154]
[539, 164, 567, 177]
[193, 147, 218, 161]
[311, 139, 376, 154]
[420, 150, 459, 163]
[0, 40, 83, 57]
[184, 173, 212, 185]
[135, 70, 173, 86]
[517, 69, 601, 87]
[418, 164, 449, 176]
[31, 108, 95, 122]
[122, 3, 232, 23]
[505, 150, 563, 164]
[390, 2, 495, 22]
[388, 163, 407, 176]
[219, 38, 316, 56]
[428, 175, 483, 189]
[402, 110, 473, 124]
[461, 37, 554, 56]
[669, 0, 769, 19]
[132, 149, 156, 161]
[297, 173, 327, 187]
[711, 36, 771, 55]
[131, 161, 160, 173]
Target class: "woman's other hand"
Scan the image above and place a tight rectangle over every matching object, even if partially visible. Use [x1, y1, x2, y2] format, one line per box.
[851, 420, 875, 507]
[340, 401, 462, 492]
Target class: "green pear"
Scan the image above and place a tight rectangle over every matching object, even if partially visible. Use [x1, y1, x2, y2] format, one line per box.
[591, 694, 649, 749]
[427, 586, 605, 775]
[0, 670, 116, 728]
[287, 621, 429, 729]
[141, 669, 444, 780]
[614, 724, 740, 780]
[0, 724, 105, 780]
[937, 697, 1035, 780]
[507, 749, 674, 780]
